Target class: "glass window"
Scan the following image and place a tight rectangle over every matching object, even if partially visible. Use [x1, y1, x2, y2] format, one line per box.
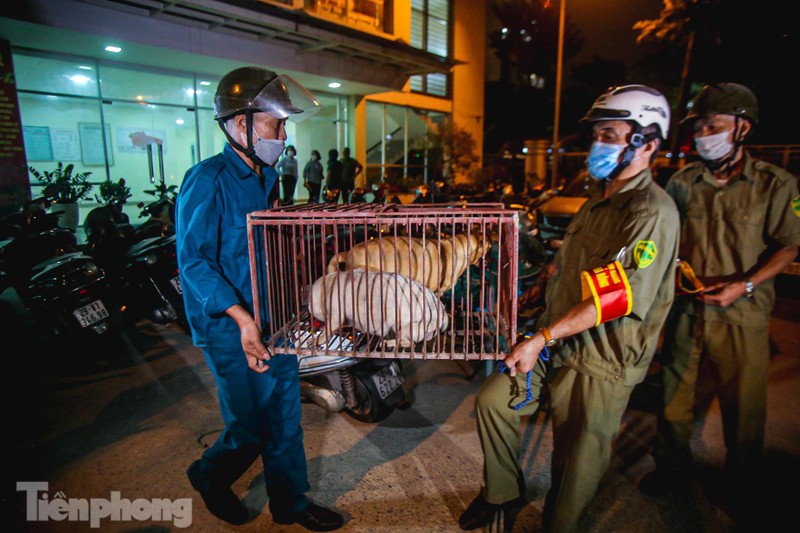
[19, 92, 106, 193]
[195, 76, 218, 109]
[99, 65, 197, 106]
[100, 100, 197, 205]
[365, 101, 447, 189]
[13, 53, 99, 98]
[410, 0, 450, 97]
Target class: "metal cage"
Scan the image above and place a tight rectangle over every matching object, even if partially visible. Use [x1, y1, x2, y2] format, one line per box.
[248, 202, 519, 360]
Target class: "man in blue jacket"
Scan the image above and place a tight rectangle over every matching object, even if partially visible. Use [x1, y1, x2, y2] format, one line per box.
[175, 66, 343, 531]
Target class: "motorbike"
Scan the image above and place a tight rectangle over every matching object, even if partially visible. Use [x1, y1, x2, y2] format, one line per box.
[280, 316, 407, 423]
[83, 197, 186, 331]
[349, 183, 387, 204]
[0, 186, 119, 340]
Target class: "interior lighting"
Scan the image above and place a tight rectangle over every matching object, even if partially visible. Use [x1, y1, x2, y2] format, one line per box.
[328, 82, 341, 89]
[104, 45, 122, 53]
[69, 75, 91, 85]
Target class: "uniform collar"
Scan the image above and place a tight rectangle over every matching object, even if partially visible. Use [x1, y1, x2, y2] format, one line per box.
[588, 168, 653, 211]
[692, 151, 755, 186]
[222, 143, 263, 180]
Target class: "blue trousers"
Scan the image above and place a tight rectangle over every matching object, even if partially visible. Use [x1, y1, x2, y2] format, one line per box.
[189, 348, 310, 517]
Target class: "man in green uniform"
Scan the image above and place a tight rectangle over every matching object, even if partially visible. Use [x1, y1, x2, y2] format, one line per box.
[459, 85, 680, 533]
[639, 83, 800, 513]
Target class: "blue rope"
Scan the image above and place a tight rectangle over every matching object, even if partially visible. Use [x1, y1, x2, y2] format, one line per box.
[495, 345, 550, 410]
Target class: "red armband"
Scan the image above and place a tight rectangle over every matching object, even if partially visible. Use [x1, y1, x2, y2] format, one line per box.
[581, 260, 633, 326]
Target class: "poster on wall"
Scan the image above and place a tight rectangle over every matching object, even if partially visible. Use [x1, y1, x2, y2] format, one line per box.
[50, 128, 81, 161]
[78, 122, 113, 166]
[0, 37, 29, 215]
[22, 125, 53, 161]
[116, 127, 167, 154]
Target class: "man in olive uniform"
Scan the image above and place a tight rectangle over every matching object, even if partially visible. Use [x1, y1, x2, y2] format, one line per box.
[640, 83, 800, 510]
[459, 85, 680, 533]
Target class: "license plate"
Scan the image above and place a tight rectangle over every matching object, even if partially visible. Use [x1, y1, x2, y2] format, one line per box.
[372, 363, 404, 400]
[73, 300, 110, 328]
[170, 275, 182, 294]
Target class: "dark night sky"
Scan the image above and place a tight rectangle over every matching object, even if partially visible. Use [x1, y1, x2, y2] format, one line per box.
[567, 0, 663, 71]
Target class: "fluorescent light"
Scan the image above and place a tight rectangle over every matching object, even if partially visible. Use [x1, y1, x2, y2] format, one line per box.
[78, 65, 92, 70]
[199, 81, 211, 86]
[69, 75, 91, 85]
[328, 82, 341, 89]
[176, 119, 185, 125]
[104, 45, 122, 53]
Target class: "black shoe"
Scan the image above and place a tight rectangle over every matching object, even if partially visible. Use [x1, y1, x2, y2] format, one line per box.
[195, 485, 249, 525]
[187, 462, 249, 525]
[638, 469, 690, 497]
[273, 501, 344, 532]
[458, 493, 525, 532]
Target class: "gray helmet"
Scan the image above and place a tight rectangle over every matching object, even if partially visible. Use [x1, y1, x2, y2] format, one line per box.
[681, 82, 759, 126]
[213, 66, 321, 123]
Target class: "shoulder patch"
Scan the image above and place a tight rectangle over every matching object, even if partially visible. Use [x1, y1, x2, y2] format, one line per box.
[633, 240, 657, 268]
[792, 195, 800, 218]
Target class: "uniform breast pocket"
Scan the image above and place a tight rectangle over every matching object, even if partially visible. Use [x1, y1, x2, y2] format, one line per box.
[723, 202, 766, 243]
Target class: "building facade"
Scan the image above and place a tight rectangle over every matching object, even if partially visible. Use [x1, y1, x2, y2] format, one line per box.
[0, 0, 485, 220]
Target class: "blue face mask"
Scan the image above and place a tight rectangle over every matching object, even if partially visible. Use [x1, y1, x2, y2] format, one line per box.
[586, 141, 625, 180]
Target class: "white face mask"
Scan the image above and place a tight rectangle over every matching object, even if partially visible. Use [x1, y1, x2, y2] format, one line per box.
[694, 130, 734, 161]
[252, 134, 285, 167]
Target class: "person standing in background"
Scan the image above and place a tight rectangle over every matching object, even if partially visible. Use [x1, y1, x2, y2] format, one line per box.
[303, 149, 324, 203]
[339, 147, 363, 203]
[324, 148, 343, 203]
[276, 144, 298, 205]
[639, 83, 800, 526]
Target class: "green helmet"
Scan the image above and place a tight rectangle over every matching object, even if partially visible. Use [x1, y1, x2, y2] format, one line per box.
[213, 66, 321, 123]
[681, 82, 759, 126]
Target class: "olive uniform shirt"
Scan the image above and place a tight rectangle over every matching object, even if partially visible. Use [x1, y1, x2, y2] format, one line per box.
[666, 152, 800, 327]
[542, 168, 680, 387]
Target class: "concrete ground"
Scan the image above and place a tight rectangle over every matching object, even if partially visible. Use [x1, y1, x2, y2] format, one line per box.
[5, 276, 800, 532]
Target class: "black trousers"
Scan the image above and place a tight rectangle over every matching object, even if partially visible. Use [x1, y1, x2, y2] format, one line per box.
[281, 174, 297, 205]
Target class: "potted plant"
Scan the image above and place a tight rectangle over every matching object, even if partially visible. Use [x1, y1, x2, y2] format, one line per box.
[96, 178, 132, 224]
[28, 162, 94, 231]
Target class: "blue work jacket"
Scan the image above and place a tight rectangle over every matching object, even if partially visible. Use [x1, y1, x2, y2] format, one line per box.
[175, 144, 277, 348]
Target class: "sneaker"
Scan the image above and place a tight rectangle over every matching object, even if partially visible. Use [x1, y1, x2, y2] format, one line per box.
[458, 493, 525, 532]
[638, 469, 690, 497]
[273, 501, 344, 532]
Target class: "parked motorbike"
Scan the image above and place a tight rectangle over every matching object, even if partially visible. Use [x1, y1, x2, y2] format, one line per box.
[282, 317, 407, 423]
[349, 183, 387, 204]
[83, 197, 186, 331]
[0, 186, 118, 339]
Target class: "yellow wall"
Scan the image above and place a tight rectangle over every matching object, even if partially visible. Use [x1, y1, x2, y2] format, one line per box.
[451, 0, 486, 178]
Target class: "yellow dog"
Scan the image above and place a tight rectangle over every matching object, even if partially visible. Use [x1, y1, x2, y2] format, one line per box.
[327, 233, 487, 295]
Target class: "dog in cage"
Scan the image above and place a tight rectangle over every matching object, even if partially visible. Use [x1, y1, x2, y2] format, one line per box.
[309, 269, 448, 348]
[325, 232, 487, 295]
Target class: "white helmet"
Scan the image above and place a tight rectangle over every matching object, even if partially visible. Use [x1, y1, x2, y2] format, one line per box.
[581, 84, 670, 140]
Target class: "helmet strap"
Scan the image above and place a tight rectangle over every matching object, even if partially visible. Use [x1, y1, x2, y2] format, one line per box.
[217, 112, 268, 167]
[606, 130, 645, 181]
